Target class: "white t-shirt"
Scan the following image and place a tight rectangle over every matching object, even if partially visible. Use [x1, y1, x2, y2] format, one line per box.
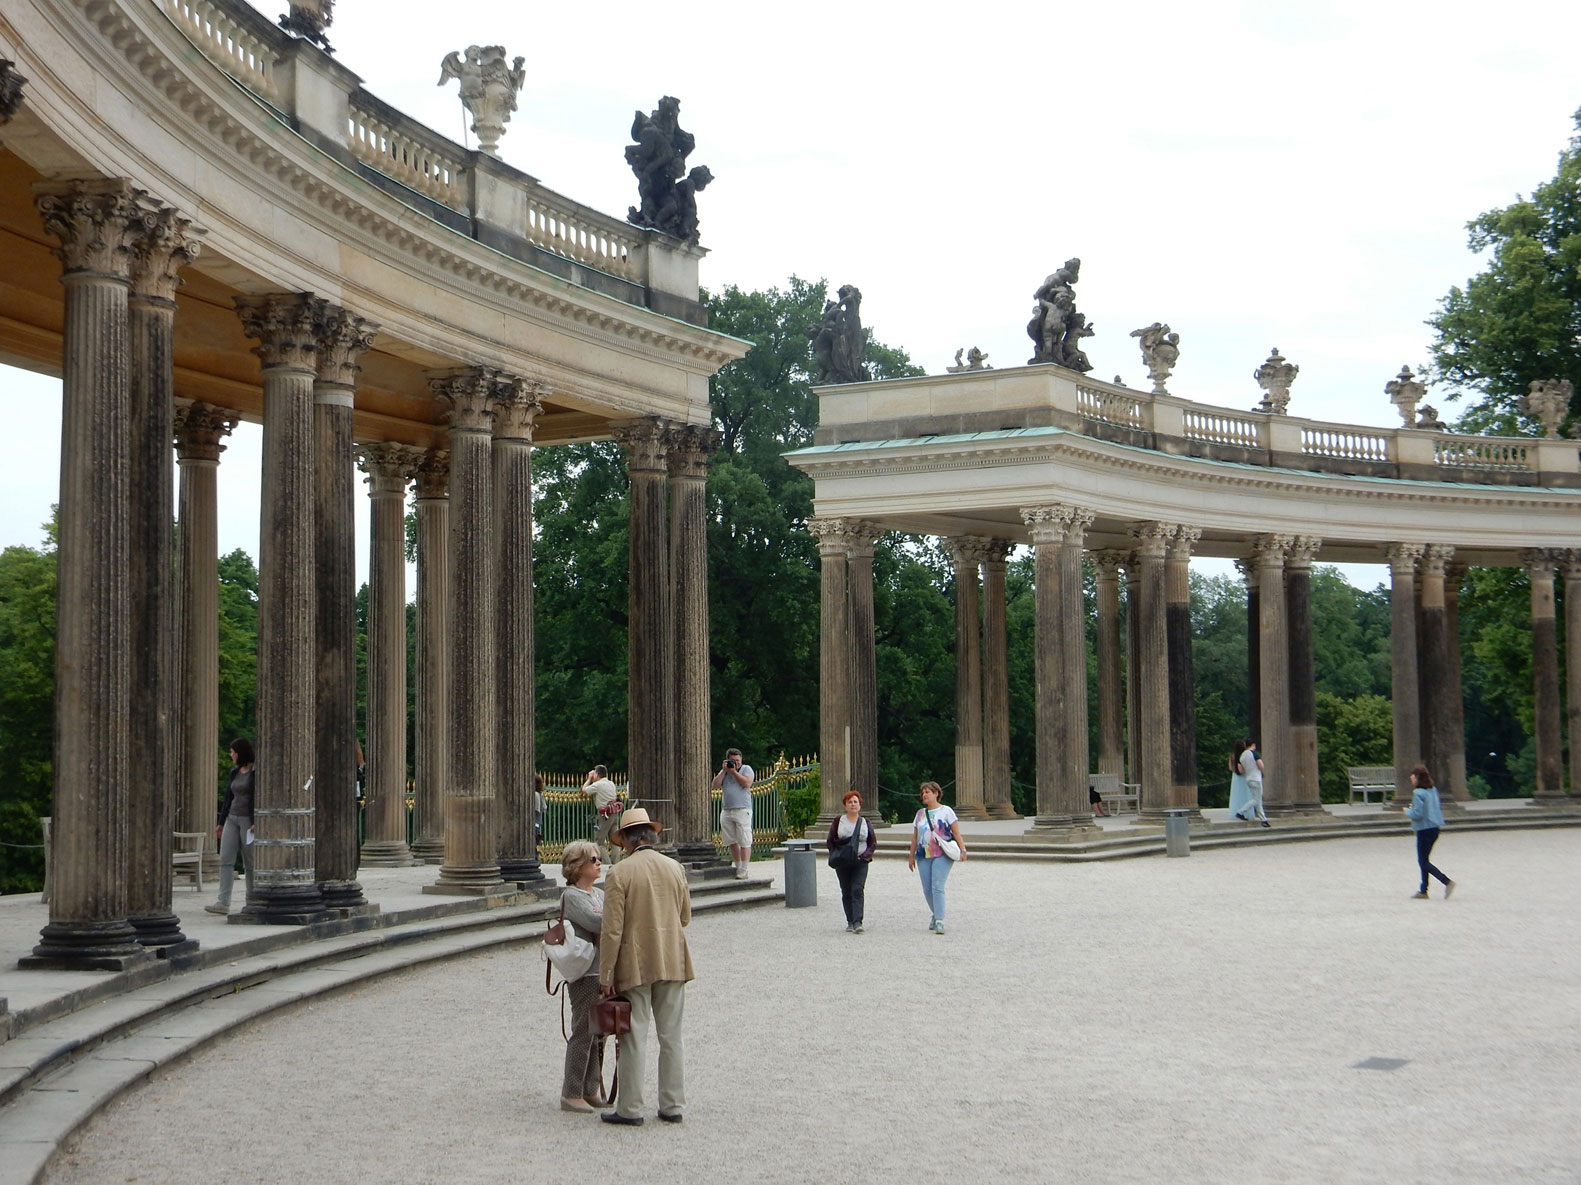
[912, 804, 959, 857]
[585, 777, 620, 810]
[1239, 751, 1261, 783]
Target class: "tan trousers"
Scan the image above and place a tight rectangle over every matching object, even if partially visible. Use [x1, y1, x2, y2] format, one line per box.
[614, 980, 686, 1118]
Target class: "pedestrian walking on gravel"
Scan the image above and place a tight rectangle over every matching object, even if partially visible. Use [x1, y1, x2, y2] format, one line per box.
[557, 840, 607, 1113]
[908, 781, 965, 934]
[825, 790, 876, 932]
[205, 738, 255, 916]
[1406, 765, 1455, 899]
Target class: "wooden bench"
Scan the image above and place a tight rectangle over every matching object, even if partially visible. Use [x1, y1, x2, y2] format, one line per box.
[1347, 766, 1394, 805]
[172, 831, 206, 891]
[1089, 773, 1138, 816]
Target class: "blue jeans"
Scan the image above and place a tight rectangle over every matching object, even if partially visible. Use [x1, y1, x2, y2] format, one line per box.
[1415, 827, 1449, 892]
[917, 854, 953, 921]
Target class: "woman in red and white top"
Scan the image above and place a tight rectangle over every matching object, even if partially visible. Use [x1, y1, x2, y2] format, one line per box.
[907, 781, 966, 934]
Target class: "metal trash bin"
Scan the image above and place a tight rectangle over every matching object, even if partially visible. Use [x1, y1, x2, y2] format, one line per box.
[782, 838, 818, 907]
[1164, 808, 1191, 857]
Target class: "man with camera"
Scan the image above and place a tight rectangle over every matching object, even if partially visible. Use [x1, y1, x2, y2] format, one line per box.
[711, 748, 755, 879]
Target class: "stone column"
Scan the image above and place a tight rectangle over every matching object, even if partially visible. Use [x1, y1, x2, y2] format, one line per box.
[24, 180, 149, 969]
[410, 450, 450, 863]
[1093, 550, 1125, 782]
[1237, 559, 1261, 737]
[312, 302, 377, 913]
[1284, 536, 1324, 816]
[174, 404, 235, 877]
[358, 443, 420, 868]
[426, 369, 504, 894]
[1251, 534, 1293, 816]
[494, 378, 546, 884]
[1132, 523, 1175, 822]
[614, 418, 672, 826]
[949, 538, 989, 821]
[125, 201, 201, 951]
[234, 293, 326, 924]
[808, 518, 852, 824]
[1165, 527, 1202, 819]
[1124, 556, 1141, 788]
[1443, 563, 1469, 806]
[667, 424, 722, 864]
[846, 521, 884, 820]
[1525, 549, 1566, 805]
[1418, 544, 1457, 797]
[1566, 552, 1581, 805]
[1383, 544, 1424, 807]
[981, 539, 1018, 818]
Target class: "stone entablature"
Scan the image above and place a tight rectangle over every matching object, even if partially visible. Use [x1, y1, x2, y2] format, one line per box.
[810, 366, 1580, 489]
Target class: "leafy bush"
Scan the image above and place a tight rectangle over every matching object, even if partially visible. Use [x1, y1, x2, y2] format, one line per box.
[784, 770, 820, 837]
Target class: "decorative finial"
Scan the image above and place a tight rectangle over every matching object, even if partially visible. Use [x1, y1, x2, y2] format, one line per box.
[278, 1, 335, 52]
[438, 46, 526, 156]
[1130, 323, 1180, 395]
[1253, 347, 1298, 415]
[1521, 378, 1573, 438]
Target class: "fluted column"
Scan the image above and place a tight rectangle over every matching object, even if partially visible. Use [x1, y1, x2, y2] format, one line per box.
[846, 521, 884, 820]
[1093, 550, 1125, 782]
[1566, 553, 1581, 804]
[1443, 563, 1468, 806]
[1418, 545, 1457, 797]
[1236, 559, 1261, 739]
[1525, 549, 1566, 804]
[949, 538, 989, 821]
[1383, 545, 1424, 807]
[494, 379, 546, 883]
[175, 405, 235, 878]
[981, 539, 1018, 819]
[1285, 536, 1324, 816]
[1251, 533, 1292, 816]
[126, 201, 202, 950]
[234, 293, 325, 923]
[313, 302, 377, 912]
[1124, 555, 1141, 788]
[1132, 523, 1175, 821]
[410, 451, 450, 863]
[426, 369, 503, 894]
[1166, 527, 1202, 819]
[358, 443, 420, 867]
[808, 518, 853, 825]
[24, 179, 149, 969]
[615, 418, 672, 828]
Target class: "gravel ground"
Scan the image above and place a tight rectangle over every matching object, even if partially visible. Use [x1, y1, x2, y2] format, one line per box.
[43, 829, 1581, 1185]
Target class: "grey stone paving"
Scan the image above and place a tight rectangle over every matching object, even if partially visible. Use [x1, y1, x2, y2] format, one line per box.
[39, 828, 1581, 1185]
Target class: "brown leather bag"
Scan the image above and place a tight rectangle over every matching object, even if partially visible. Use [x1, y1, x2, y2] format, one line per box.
[542, 900, 567, 946]
[592, 994, 631, 1037]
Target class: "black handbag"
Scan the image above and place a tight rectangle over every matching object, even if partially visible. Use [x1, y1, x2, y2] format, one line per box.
[828, 817, 863, 870]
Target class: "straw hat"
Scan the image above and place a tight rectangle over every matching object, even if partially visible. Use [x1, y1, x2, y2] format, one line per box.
[614, 806, 663, 837]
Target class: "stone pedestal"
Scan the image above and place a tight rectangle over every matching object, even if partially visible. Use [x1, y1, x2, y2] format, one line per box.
[235, 293, 326, 924]
[981, 540, 1018, 818]
[1165, 527, 1203, 821]
[1384, 544, 1424, 810]
[411, 451, 450, 863]
[1132, 523, 1174, 822]
[1252, 534, 1292, 817]
[1284, 537, 1325, 817]
[359, 443, 420, 867]
[949, 539, 988, 821]
[1525, 550, 1566, 805]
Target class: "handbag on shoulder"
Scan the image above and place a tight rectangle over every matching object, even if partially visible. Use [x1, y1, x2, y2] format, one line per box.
[828, 817, 864, 870]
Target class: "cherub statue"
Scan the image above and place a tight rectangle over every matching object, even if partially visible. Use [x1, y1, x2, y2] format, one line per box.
[438, 46, 526, 156]
[1027, 259, 1093, 371]
[626, 97, 711, 241]
[1130, 322, 1180, 394]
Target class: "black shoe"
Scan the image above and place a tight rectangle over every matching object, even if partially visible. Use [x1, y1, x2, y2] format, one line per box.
[658, 1111, 683, 1124]
[601, 1112, 644, 1126]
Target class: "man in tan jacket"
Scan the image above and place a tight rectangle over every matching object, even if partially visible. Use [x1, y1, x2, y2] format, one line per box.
[599, 807, 694, 1126]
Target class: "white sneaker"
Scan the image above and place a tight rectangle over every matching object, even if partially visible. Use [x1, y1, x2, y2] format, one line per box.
[734, 867, 748, 880]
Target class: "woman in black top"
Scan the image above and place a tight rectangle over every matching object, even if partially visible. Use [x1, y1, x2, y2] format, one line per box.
[205, 738, 255, 916]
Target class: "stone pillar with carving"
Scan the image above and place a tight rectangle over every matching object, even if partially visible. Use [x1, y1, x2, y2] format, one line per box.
[666, 424, 721, 863]
[1284, 536, 1324, 816]
[1165, 527, 1202, 819]
[313, 301, 377, 912]
[426, 369, 504, 894]
[808, 518, 853, 825]
[1131, 523, 1175, 821]
[846, 521, 884, 821]
[1384, 544, 1424, 809]
[494, 378, 546, 884]
[1524, 549, 1566, 804]
[24, 180, 150, 969]
[1251, 534, 1292, 816]
[1566, 552, 1581, 806]
[1417, 545, 1457, 799]
[175, 404, 235, 877]
[125, 201, 201, 951]
[1443, 562, 1469, 806]
[1124, 555, 1141, 789]
[981, 539, 1018, 818]
[1093, 550, 1125, 783]
[411, 450, 450, 863]
[234, 293, 325, 923]
[358, 442, 420, 867]
[949, 538, 989, 821]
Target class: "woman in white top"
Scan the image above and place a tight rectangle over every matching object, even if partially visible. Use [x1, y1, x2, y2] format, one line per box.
[824, 789, 877, 932]
[907, 781, 966, 934]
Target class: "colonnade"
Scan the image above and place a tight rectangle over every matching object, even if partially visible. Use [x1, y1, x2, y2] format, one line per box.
[23, 178, 723, 970]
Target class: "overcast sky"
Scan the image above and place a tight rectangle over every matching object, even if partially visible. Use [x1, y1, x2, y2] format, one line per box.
[4, 0, 1579, 589]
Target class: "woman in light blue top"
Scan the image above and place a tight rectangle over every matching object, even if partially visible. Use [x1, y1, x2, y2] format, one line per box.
[1405, 764, 1454, 899]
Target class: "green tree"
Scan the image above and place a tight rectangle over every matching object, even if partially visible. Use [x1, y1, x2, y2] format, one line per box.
[0, 517, 57, 892]
[1427, 109, 1581, 433]
[216, 548, 259, 761]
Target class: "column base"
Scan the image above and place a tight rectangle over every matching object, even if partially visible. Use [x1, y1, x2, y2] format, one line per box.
[318, 878, 369, 911]
[21, 921, 154, 971]
[953, 803, 990, 821]
[985, 802, 1023, 820]
[410, 839, 445, 864]
[499, 858, 550, 885]
[1025, 819, 1104, 842]
[237, 884, 327, 925]
[424, 863, 507, 895]
[669, 843, 723, 869]
[320, 903, 381, 920]
[154, 938, 201, 959]
[1529, 793, 1571, 807]
[359, 841, 419, 867]
[1139, 806, 1207, 826]
[129, 911, 189, 948]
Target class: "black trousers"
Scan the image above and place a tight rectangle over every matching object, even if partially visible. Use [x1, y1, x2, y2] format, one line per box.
[1416, 827, 1450, 892]
[835, 860, 869, 926]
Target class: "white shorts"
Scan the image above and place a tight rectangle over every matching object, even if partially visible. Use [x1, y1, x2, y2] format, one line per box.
[720, 808, 753, 848]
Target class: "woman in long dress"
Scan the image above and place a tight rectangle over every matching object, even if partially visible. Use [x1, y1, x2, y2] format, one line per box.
[1227, 740, 1252, 822]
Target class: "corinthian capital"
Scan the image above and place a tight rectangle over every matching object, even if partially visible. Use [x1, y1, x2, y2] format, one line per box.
[358, 443, 422, 495]
[413, 449, 450, 499]
[34, 178, 143, 279]
[665, 423, 723, 480]
[314, 302, 380, 388]
[173, 402, 238, 462]
[492, 376, 546, 441]
[1250, 533, 1294, 569]
[1128, 520, 1178, 559]
[0, 59, 28, 125]
[235, 292, 320, 371]
[428, 367, 499, 433]
[1286, 535, 1322, 570]
[129, 200, 204, 303]
[611, 416, 670, 473]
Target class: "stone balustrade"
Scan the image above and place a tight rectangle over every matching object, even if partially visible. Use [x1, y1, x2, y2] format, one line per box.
[162, 0, 276, 98]
[347, 92, 466, 210]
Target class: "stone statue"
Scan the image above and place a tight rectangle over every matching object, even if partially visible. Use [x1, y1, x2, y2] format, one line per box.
[0, 59, 28, 124]
[946, 346, 991, 373]
[1027, 259, 1094, 372]
[1253, 347, 1298, 414]
[806, 285, 868, 384]
[1130, 322, 1180, 394]
[1415, 404, 1442, 429]
[1384, 364, 1425, 428]
[438, 46, 526, 156]
[625, 97, 711, 244]
[1521, 378, 1573, 438]
[279, 1, 334, 51]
